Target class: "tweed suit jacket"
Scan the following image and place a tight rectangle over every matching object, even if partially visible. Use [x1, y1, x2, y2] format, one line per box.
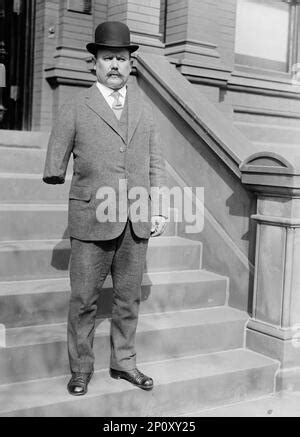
[43, 78, 166, 241]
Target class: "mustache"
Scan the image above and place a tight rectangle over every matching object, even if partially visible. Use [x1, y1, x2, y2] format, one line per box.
[108, 71, 122, 76]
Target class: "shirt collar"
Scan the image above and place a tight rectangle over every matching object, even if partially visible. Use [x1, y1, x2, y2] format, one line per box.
[96, 82, 127, 99]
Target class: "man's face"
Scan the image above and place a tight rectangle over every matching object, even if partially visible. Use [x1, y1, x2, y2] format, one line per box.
[95, 48, 132, 90]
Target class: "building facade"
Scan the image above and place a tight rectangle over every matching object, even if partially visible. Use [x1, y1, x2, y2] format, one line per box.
[0, 0, 300, 415]
[1, 0, 299, 131]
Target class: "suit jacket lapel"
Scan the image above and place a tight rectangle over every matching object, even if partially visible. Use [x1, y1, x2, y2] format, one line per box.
[85, 83, 126, 143]
[127, 78, 142, 145]
[85, 80, 142, 145]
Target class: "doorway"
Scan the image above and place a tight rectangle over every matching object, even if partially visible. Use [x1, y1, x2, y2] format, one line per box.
[0, 0, 36, 130]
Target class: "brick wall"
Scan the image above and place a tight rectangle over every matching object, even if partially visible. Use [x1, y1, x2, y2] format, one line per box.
[165, 0, 236, 69]
[94, 0, 107, 29]
[107, 0, 161, 37]
[107, 0, 127, 22]
[33, 0, 97, 130]
[57, 0, 93, 50]
[216, 0, 237, 70]
[32, 0, 59, 131]
[165, 0, 188, 43]
[29, 0, 254, 131]
[159, 0, 166, 41]
[32, 0, 237, 130]
[187, 0, 218, 43]
[126, 0, 161, 36]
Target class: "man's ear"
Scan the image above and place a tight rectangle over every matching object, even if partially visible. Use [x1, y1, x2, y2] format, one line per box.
[93, 55, 97, 70]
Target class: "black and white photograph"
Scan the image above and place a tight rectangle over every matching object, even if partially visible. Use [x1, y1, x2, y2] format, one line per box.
[0, 0, 300, 421]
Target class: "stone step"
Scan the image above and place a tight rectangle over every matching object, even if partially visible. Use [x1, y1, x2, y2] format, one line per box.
[0, 204, 69, 241]
[0, 349, 278, 417]
[0, 237, 202, 281]
[0, 146, 73, 174]
[0, 307, 248, 384]
[0, 147, 46, 174]
[0, 173, 178, 206]
[0, 204, 177, 241]
[0, 130, 50, 149]
[180, 392, 300, 417]
[235, 121, 300, 145]
[0, 269, 227, 327]
[0, 173, 71, 204]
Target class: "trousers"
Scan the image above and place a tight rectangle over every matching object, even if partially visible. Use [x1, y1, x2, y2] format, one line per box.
[67, 220, 149, 373]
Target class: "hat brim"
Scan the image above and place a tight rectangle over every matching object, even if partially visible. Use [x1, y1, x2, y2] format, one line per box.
[86, 42, 139, 55]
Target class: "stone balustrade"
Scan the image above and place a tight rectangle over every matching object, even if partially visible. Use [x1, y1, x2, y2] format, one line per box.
[240, 148, 300, 391]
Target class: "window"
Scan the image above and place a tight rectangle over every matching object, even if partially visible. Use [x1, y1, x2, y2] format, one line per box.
[67, 0, 92, 14]
[234, 0, 299, 74]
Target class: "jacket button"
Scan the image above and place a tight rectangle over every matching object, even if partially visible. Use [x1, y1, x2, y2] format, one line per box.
[120, 146, 125, 152]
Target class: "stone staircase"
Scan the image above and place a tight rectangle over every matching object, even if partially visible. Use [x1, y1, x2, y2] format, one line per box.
[0, 137, 279, 417]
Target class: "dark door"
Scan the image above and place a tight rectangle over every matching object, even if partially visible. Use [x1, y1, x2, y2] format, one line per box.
[0, 0, 35, 130]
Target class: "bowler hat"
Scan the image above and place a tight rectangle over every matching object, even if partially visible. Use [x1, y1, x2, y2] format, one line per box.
[86, 21, 139, 55]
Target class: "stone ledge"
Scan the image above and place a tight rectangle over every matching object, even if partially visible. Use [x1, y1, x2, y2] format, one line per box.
[45, 67, 94, 87]
[247, 319, 300, 342]
[251, 214, 300, 227]
[229, 70, 300, 98]
[240, 150, 300, 195]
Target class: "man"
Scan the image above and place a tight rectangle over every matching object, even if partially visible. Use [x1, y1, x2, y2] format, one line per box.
[43, 21, 166, 396]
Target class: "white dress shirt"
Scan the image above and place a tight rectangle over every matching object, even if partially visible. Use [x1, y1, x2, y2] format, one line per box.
[96, 82, 127, 109]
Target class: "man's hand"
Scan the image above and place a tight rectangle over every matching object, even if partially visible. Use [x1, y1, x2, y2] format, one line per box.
[151, 215, 167, 237]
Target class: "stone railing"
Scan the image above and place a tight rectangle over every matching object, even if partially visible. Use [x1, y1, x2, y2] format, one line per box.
[136, 52, 300, 391]
[240, 148, 300, 391]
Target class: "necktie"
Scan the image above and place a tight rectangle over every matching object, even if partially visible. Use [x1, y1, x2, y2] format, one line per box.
[111, 91, 123, 120]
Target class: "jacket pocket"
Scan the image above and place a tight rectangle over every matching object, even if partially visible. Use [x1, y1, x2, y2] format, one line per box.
[69, 185, 92, 201]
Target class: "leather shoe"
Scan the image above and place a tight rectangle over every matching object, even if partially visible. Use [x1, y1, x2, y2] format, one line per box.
[67, 371, 93, 396]
[110, 367, 154, 391]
